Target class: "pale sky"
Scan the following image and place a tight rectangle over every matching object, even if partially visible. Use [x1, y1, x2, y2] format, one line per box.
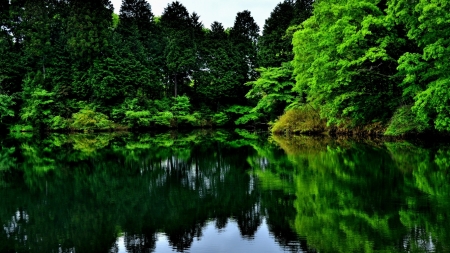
[110, 0, 282, 30]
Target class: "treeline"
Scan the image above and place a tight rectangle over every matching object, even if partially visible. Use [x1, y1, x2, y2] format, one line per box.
[3, 0, 447, 136]
[0, 0, 312, 131]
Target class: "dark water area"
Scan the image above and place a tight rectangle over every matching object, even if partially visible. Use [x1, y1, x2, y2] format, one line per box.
[1, 130, 450, 253]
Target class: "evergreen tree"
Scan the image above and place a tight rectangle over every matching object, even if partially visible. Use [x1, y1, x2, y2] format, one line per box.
[161, 1, 200, 97]
[194, 22, 241, 108]
[258, 0, 295, 68]
[117, 0, 154, 39]
[229, 10, 260, 103]
[257, 0, 313, 68]
[0, 0, 24, 96]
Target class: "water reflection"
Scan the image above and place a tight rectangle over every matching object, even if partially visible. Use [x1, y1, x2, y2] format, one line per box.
[0, 131, 450, 252]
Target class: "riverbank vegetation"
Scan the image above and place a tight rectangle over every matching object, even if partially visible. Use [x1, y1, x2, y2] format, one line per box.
[1, 0, 450, 136]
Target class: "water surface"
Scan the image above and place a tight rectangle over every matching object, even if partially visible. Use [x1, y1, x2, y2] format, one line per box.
[1, 130, 449, 252]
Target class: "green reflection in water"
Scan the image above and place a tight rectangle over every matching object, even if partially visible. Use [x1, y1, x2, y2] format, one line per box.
[255, 135, 450, 253]
[1, 131, 450, 253]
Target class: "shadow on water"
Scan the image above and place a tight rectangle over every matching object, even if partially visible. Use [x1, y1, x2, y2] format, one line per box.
[1, 130, 450, 252]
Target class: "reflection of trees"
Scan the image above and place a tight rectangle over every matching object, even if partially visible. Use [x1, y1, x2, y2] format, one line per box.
[0, 131, 266, 253]
[263, 136, 450, 253]
[6, 131, 450, 253]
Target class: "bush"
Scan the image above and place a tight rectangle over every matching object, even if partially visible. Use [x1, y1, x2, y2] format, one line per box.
[151, 111, 174, 127]
[71, 108, 115, 131]
[271, 106, 326, 135]
[125, 110, 152, 128]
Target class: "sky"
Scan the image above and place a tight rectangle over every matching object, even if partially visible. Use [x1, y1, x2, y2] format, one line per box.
[110, 0, 282, 31]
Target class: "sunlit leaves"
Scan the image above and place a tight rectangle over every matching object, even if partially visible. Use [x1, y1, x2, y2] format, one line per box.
[292, 0, 403, 126]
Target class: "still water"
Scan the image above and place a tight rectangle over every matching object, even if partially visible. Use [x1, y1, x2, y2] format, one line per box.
[1, 130, 449, 253]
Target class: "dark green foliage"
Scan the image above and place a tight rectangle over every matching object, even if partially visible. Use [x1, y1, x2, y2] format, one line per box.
[194, 22, 243, 108]
[258, 0, 313, 68]
[230, 10, 260, 83]
[117, 0, 154, 38]
[258, 1, 296, 68]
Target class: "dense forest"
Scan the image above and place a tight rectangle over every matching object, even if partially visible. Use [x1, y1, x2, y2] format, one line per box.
[1, 0, 449, 136]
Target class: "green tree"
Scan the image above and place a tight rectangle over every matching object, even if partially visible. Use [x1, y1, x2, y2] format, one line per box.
[258, 0, 296, 68]
[161, 1, 201, 98]
[292, 0, 404, 127]
[193, 22, 242, 109]
[230, 10, 260, 82]
[387, 0, 450, 132]
[237, 62, 296, 125]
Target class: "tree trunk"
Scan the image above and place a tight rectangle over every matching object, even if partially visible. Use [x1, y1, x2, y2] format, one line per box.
[174, 74, 178, 97]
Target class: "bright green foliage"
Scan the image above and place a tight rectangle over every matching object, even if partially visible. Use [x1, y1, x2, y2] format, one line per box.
[125, 110, 152, 127]
[211, 112, 229, 126]
[49, 115, 69, 130]
[240, 62, 296, 124]
[171, 95, 191, 117]
[384, 105, 428, 136]
[388, 0, 450, 132]
[112, 13, 119, 28]
[292, 0, 403, 126]
[271, 106, 326, 134]
[225, 105, 253, 125]
[151, 111, 174, 127]
[20, 87, 54, 129]
[71, 108, 115, 131]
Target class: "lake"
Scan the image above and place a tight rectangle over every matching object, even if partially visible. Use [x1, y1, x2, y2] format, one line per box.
[1, 130, 449, 252]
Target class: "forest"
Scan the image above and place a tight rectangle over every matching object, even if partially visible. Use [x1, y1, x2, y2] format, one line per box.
[1, 0, 449, 136]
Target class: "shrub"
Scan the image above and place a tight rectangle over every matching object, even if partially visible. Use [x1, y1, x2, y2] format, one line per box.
[71, 108, 114, 131]
[271, 106, 326, 135]
[151, 111, 174, 127]
[125, 110, 152, 128]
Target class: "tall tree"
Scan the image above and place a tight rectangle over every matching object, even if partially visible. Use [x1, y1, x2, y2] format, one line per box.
[66, 0, 114, 101]
[229, 10, 260, 103]
[194, 22, 242, 108]
[161, 1, 201, 97]
[0, 0, 24, 96]
[117, 0, 154, 39]
[113, 0, 163, 100]
[258, 0, 314, 68]
[258, 0, 295, 68]
[66, 0, 113, 64]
